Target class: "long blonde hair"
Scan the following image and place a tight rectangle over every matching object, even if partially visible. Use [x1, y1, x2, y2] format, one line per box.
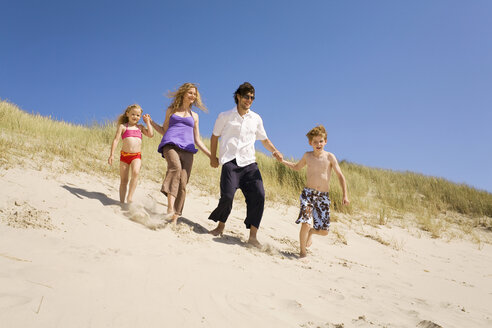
[167, 83, 207, 113]
[117, 104, 142, 125]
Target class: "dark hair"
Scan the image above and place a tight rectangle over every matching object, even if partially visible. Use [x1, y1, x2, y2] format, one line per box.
[234, 82, 255, 104]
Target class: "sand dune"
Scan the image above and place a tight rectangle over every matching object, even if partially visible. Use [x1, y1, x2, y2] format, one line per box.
[1, 166, 491, 328]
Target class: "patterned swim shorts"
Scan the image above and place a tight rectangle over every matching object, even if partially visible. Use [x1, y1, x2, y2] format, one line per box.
[296, 187, 331, 230]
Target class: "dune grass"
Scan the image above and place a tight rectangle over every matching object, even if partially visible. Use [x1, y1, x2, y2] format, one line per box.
[1, 100, 491, 242]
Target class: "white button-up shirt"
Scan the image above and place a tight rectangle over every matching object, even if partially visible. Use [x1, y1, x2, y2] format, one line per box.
[212, 107, 268, 167]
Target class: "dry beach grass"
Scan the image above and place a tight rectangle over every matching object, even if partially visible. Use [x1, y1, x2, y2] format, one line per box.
[1, 100, 491, 327]
[1, 100, 490, 242]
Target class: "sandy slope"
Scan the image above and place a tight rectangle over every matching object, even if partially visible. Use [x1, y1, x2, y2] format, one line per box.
[0, 166, 491, 328]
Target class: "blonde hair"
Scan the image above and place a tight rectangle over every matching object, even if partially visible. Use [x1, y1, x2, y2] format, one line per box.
[306, 124, 327, 142]
[117, 104, 142, 125]
[167, 82, 207, 113]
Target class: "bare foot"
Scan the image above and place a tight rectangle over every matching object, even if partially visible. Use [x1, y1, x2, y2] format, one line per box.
[170, 214, 179, 226]
[209, 222, 225, 236]
[299, 251, 307, 258]
[163, 212, 175, 221]
[306, 229, 313, 248]
[247, 237, 262, 248]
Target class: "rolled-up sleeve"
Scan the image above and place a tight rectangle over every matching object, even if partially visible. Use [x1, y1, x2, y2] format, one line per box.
[212, 112, 226, 137]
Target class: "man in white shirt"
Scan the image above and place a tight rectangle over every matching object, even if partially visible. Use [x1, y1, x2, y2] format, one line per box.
[208, 82, 283, 247]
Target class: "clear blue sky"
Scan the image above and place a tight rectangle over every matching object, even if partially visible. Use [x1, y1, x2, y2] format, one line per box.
[2, 0, 491, 193]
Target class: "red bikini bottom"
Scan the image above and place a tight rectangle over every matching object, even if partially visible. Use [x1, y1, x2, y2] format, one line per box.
[120, 151, 141, 165]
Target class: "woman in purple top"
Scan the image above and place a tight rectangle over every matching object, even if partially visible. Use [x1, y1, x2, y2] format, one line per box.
[149, 83, 211, 224]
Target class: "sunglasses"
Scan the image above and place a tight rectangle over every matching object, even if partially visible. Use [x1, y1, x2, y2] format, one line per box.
[241, 94, 255, 101]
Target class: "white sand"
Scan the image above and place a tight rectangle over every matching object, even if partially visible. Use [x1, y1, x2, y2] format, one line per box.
[1, 166, 491, 328]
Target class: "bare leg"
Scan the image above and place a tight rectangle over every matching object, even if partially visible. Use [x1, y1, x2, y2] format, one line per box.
[126, 159, 141, 203]
[119, 162, 130, 203]
[170, 213, 180, 225]
[165, 194, 176, 220]
[299, 223, 311, 258]
[167, 194, 176, 213]
[209, 222, 225, 236]
[306, 229, 314, 248]
[164, 194, 178, 226]
[247, 226, 261, 248]
[306, 227, 329, 249]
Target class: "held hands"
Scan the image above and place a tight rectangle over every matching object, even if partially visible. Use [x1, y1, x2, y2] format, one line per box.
[210, 156, 219, 168]
[272, 150, 283, 162]
[142, 114, 151, 124]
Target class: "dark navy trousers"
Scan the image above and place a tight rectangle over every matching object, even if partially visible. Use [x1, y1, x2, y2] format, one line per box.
[208, 159, 265, 229]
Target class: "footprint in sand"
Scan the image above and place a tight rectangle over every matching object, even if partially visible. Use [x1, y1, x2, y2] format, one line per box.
[0, 201, 55, 230]
[417, 320, 443, 328]
[0, 294, 32, 310]
[319, 288, 345, 301]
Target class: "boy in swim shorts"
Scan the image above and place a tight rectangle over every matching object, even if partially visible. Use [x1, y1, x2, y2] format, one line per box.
[281, 125, 349, 258]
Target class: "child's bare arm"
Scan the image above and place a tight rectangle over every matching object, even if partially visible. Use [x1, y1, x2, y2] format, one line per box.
[108, 124, 124, 165]
[149, 108, 172, 136]
[328, 153, 350, 205]
[141, 114, 154, 138]
[282, 153, 307, 171]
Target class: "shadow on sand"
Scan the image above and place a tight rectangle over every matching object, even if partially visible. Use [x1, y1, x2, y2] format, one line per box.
[278, 250, 299, 260]
[62, 185, 120, 206]
[174, 217, 250, 247]
[212, 234, 245, 247]
[178, 217, 209, 234]
[178, 217, 294, 256]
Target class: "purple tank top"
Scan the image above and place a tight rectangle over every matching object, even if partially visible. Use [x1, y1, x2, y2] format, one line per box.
[158, 114, 198, 154]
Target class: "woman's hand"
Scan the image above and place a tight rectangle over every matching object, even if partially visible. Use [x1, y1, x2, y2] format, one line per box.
[210, 156, 219, 168]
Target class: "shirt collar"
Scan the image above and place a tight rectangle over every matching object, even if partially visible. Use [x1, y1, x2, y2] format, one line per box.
[234, 106, 252, 118]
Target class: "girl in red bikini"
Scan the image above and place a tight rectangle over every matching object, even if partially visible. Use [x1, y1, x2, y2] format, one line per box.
[108, 104, 154, 203]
